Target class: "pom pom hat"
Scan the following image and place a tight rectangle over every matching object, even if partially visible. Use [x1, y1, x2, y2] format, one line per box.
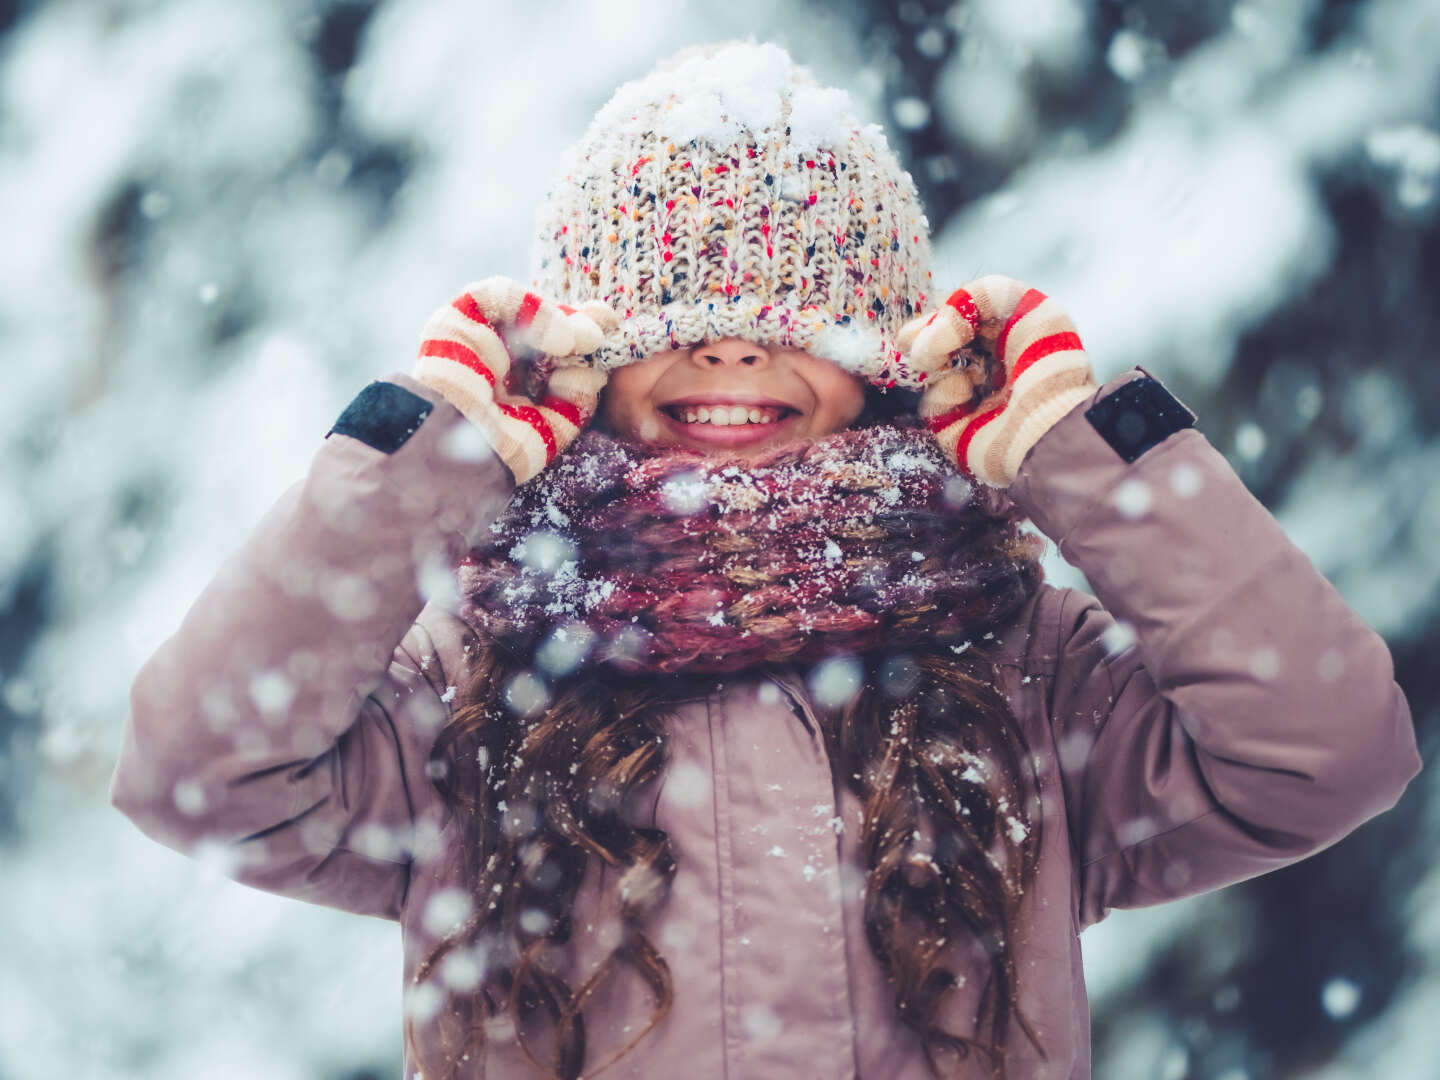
[530, 41, 935, 389]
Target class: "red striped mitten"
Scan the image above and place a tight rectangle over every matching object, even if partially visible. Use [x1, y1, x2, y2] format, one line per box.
[897, 275, 1098, 488]
[411, 278, 617, 484]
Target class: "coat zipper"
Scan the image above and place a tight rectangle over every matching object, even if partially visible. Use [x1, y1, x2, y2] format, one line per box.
[766, 668, 820, 736]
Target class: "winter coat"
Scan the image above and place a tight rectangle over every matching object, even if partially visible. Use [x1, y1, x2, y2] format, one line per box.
[110, 367, 1422, 1079]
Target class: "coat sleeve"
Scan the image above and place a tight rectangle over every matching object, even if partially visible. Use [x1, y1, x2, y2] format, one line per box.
[108, 374, 512, 921]
[1007, 367, 1423, 931]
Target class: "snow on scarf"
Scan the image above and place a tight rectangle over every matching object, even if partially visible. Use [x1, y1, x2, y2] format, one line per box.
[455, 423, 1044, 677]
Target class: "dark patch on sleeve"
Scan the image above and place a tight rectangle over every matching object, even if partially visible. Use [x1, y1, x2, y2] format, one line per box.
[1084, 374, 1197, 464]
[326, 381, 434, 454]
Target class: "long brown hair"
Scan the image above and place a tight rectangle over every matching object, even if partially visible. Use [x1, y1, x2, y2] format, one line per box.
[404, 635, 1046, 1079]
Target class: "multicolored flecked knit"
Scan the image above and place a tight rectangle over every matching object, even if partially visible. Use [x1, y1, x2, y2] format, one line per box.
[455, 422, 1044, 676]
[530, 42, 934, 390]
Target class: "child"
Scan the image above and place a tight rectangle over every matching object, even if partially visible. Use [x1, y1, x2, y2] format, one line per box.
[110, 41, 1421, 1080]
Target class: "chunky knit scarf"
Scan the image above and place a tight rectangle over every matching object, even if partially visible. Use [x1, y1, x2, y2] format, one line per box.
[455, 423, 1044, 677]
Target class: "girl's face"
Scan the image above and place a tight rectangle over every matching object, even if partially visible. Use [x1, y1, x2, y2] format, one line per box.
[597, 338, 867, 457]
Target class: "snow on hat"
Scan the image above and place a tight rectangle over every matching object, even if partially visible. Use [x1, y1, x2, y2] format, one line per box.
[530, 41, 934, 389]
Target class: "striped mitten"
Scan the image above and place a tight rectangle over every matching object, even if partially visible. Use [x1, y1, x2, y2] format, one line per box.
[898, 275, 1098, 488]
[411, 278, 616, 484]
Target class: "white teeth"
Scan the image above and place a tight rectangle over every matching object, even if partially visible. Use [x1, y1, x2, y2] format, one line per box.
[674, 405, 787, 425]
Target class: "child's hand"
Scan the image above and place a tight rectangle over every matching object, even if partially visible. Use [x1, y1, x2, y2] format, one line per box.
[898, 275, 1098, 488]
[411, 278, 616, 483]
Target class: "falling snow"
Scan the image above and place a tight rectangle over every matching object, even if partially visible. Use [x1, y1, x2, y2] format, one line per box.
[10, 1, 1436, 1076]
[809, 656, 864, 710]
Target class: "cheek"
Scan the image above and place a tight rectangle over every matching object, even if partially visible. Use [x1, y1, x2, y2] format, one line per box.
[600, 370, 649, 430]
[808, 370, 867, 430]
[600, 363, 675, 443]
[837, 380, 867, 425]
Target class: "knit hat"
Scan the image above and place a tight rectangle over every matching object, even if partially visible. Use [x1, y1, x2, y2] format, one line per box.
[530, 41, 934, 390]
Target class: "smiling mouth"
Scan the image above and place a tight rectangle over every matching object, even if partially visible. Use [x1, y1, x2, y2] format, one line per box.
[659, 403, 798, 426]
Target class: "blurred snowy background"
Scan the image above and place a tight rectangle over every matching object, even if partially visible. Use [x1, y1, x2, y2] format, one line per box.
[2, 0, 1437, 1076]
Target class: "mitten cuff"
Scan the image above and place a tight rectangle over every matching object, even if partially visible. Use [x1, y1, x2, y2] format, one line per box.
[409, 361, 532, 483]
[411, 356, 498, 426]
[996, 380, 1099, 485]
[1008, 366, 1201, 542]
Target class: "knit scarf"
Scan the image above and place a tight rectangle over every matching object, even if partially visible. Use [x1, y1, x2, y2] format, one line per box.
[455, 423, 1044, 677]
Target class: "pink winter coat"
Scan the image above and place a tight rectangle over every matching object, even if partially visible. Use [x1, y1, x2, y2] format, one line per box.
[110, 367, 1421, 1078]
